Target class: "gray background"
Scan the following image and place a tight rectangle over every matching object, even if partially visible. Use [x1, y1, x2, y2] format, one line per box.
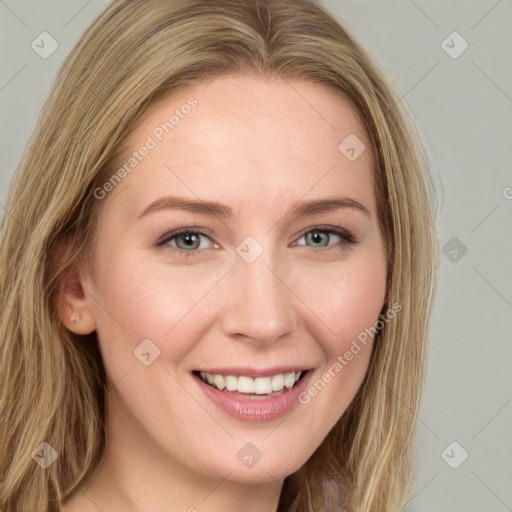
[1, 1, 511, 510]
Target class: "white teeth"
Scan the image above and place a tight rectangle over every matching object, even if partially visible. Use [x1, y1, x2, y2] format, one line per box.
[254, 377, 272, 395]
[225, 375, 238, 391]
[198, 370, 304, 394]
[271, 373, 284, 392]
[213, 374, 226, 391]
[284, 372, 296, 389]
[237, 376, 254, 393]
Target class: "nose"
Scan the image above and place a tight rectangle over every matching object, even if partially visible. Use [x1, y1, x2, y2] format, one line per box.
[219, 249, 297, 347]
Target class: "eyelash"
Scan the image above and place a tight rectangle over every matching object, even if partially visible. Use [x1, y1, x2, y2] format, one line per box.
[156, 226, 357, 259]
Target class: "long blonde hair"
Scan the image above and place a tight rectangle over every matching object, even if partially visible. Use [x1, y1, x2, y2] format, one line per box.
[0, 1, 438, 510]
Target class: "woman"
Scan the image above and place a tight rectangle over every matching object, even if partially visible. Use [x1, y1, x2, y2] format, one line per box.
[0, 0, 438, 510]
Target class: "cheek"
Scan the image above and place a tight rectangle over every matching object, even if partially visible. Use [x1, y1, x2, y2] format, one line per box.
[89, 256, 230, 372]
[292, 257, 387, 429]
[290, 255, 387, 347]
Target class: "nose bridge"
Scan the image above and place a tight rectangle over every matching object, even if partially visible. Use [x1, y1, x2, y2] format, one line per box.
[220, 245, 296, 344]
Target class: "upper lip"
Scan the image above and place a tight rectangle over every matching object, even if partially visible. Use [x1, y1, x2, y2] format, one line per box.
[193, 366, 311, 378]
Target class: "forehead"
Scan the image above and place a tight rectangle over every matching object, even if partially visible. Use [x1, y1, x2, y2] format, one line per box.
[109, 74, 376, 215]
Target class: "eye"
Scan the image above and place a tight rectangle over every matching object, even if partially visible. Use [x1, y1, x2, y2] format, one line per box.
[157, 228, 217, 258]
[295, 226, 357, 251]
[157, 225, 357, 259]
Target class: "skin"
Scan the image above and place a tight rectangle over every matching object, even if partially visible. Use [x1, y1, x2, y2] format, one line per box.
[58, 74, 387, 512]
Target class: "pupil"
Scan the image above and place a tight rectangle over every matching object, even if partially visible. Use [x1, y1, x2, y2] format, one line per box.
[309, 231, 327, 246]
[181, 233, 198, 248]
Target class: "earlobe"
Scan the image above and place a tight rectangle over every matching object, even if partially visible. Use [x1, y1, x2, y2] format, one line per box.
[57, 270, 96, 335]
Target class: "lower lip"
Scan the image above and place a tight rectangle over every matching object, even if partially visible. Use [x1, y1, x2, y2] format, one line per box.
[193, 371, 313, 423]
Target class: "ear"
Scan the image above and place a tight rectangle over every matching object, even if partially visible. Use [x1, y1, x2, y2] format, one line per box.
[57, 269, 97, 335]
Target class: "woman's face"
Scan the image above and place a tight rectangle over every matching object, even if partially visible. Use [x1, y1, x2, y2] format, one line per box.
[73, 75, 387, 487]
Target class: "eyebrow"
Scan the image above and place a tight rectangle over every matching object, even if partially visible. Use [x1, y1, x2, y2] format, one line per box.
[138, 195, 371, 219]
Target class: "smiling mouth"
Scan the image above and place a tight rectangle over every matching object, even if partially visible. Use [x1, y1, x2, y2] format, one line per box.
[192, 370, 308, 396]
